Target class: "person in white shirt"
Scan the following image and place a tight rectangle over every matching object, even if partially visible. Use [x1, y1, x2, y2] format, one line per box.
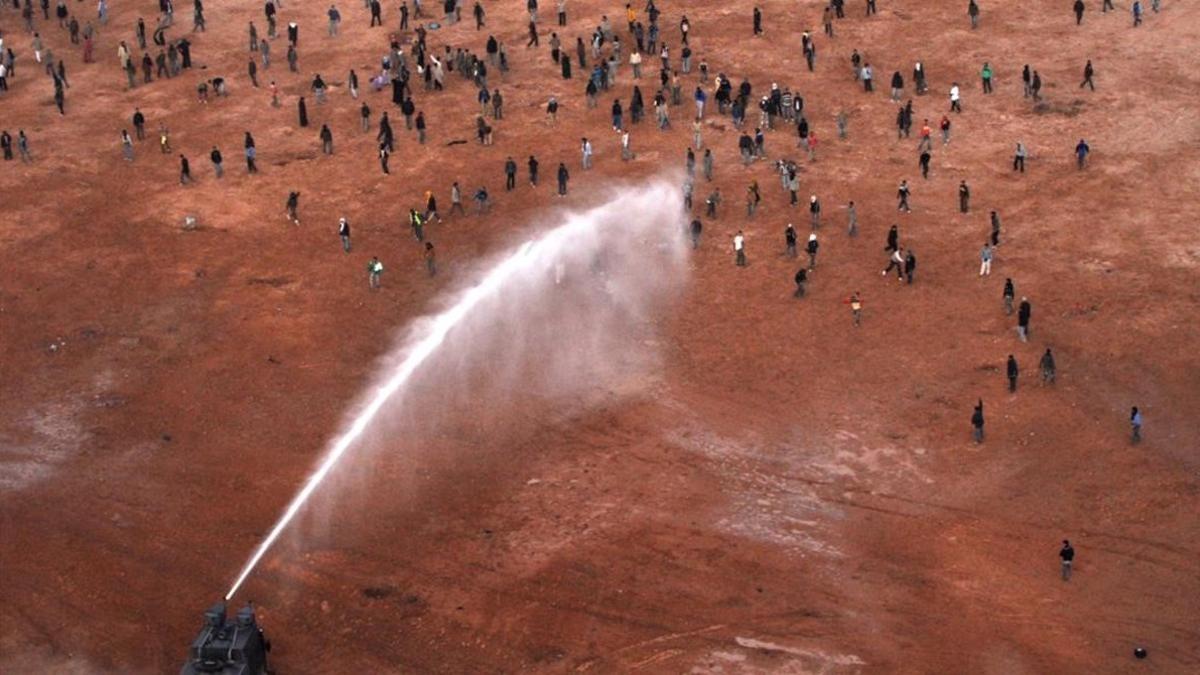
[733, 231, 746, 267]
[580, 137, 593, 168]
[949, 83, 962, 112]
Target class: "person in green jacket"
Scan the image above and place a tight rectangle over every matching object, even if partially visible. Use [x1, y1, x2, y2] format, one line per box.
[981, 62, 994, 94]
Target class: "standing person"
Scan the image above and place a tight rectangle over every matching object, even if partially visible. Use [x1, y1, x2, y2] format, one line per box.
[949, 82, 962, 113]
[556, 162, 569, 195]
[689, 218, 702, 249]
[1130, 407, 1143, 443]
[367, 256, 383, 290]
[940, 115, 952, 145]
[415, 111, 426, 144]
[245, 132, 258, 173]
[1080, 60, 1095, 90]
[1, 130, 12, 161]
[286, 191, 301, 225]
[847, 291, 862, 326]
[121, 130, 135, 161]
[450, 181, 465, 215]
[528, 155, 539, 186]
[904, 249, 917, 284]
[897, 180, 911, 212]
[981, 62, 993, 93]
[1132, 1, 1142, 26]
[959, 180, 971, 213]
[17, 130, 32, 162]
[991, 211, 1002, 245]
[248, 58, 259, 87]
[1022, 64, 1033, 97]
[847, 201, 858, 237]
[298, 96, 309, 127]
[1075, 139, 1090, 169]
[752, 6, 762, 37]
[979, 242, 993, 276]
[734, 230, 746, 266]
[1059, 541, 1075, 580]
[1074, 0, 1085, 25]
[885, 224, 899, 253]
[919, 149, 931, 179]
[581, 137, 593, 169]
[971, 399, 985, 443]
[968, 0, 980, 29]
[1013, 142, 1027, 172]
[1040, 348, 1056, 384]
[210, 146, 223, 177]
[133, 109, 147, 139]
[424, 242, 437, 276]
[809, 195, 821, 229]
[338, 217, 351, 252]
[1003, 277, 1015, 314]
[1017, 296, 1032, 342]
[805, 233, 819, 270]
[504, 156, 517, 190]
[1006, 354, 1019, 392]
[785, 223, 797, 257]
[319, 124, 334, 154]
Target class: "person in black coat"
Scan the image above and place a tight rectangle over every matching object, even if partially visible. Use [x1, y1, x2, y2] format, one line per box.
[561, 53, 571, 79]
[1006, 355, 1019, 392]
[298, 96, 308, 126]
[971, 399, 985, 442]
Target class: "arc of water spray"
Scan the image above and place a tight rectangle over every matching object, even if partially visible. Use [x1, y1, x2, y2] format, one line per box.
[225, 238, 542, 600]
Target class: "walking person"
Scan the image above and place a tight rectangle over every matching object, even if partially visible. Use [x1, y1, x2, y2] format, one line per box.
[1130, 407, 1143, 443]
[785, 224, 797, 257]
[904, 249, 917, 285]
[793, 267, 808, 298]
[734, 230, 746, 267]
[1003, 278, 1015, 315]
[338, 217, 351, 252]
[284, 192, 304, 226]
[959, 180, 971, 213]
[1080, 60, 1095, 91]
[557, 162, 569, 195]
[1006, 354, 1019, 392]
[805, 233, 819, 270]
[179, 154, 193, 184]
[690, 218, 702, 249]
[991, 211, 1002, 245]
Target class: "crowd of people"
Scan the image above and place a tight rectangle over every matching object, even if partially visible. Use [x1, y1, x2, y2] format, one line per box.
[1, 0, 1166, 578]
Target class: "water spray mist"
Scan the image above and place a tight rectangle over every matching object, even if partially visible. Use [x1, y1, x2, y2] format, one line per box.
[225, 181, 684, 600]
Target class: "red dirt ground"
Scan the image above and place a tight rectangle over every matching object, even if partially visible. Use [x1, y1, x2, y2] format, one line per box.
[2, 0, 1199, 672]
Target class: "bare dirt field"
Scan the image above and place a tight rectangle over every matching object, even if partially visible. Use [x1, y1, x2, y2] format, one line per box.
[2, 0, 1199, 673]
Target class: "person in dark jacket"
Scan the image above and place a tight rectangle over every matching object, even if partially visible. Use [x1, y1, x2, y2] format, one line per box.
[556, 162, 569, 195]
[1059, 540, 1074, 580]
[971, 399, 985, 443]
[298, 96, 309, 126]
[1006, 355, 1019, 392]
[1040, 348, 1056, 384]
[1018, 297, 1032, 341]
[904, 249, 916, 284]
[793, 267, 808, 298]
